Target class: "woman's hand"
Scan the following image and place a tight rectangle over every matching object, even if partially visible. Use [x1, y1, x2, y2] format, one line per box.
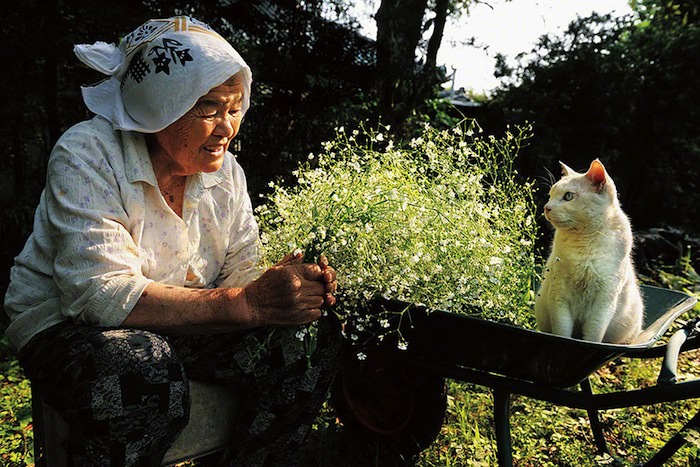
[243, 252, 338, 327]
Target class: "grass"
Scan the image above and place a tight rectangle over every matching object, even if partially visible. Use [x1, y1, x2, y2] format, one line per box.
[2, 268, 699, 466]
[0, 337, 34, 467]
[300, 349, 700, 466]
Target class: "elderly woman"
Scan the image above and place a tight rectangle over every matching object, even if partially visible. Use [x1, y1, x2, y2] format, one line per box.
[4, 16, 339, 466]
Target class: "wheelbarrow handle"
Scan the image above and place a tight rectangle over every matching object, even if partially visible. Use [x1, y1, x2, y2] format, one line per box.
[657, 317, 700, 385]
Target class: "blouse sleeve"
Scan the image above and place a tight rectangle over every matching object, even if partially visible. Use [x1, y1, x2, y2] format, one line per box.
[47, 123, 152, 327]
[215, 159, 263, 288]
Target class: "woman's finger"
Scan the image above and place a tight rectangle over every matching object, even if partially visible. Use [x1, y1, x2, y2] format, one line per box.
[322, 268, 336, 283]
[299, 263, 324, 281]
[318, 254, 329, 269]
[275, 250, 303, 267]
[324, 293, 337, 307]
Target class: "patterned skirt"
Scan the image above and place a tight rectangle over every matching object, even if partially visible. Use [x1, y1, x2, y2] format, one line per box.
[19, 317, 341, 466]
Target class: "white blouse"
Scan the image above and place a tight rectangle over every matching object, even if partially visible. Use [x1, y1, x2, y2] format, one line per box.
[4, 116, 262, 350]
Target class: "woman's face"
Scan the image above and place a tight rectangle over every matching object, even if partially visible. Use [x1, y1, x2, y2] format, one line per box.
[148, 74, 246, 177]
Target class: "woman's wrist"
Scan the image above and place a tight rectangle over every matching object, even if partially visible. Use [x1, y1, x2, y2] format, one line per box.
[219, 285, 260, 328]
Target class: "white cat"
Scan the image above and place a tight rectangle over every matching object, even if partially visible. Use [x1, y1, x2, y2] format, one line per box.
[534, 159, 643, 344]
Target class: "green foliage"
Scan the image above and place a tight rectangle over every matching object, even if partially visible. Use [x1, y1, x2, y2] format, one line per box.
[489, 3, 700, 234]
[405, 98, 467, 132]
[426, 357, 699, 466]
[2, 2, 699, 465]
[0, 337, 33, 467]
[257, 121, 539, 341]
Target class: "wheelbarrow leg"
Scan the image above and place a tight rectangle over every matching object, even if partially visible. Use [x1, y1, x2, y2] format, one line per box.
[493, 389, 513, 467]
[580, 378, 610, 456]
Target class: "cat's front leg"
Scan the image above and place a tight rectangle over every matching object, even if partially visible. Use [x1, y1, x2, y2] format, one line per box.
[581, 299, 616, 343]
[549, 302, 575, 339]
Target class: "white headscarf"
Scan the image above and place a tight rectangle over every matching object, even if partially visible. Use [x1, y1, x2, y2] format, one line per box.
[74, 16, 252, 133]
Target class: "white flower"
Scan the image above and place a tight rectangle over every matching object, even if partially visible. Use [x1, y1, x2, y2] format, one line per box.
[409, 137, 423, 147]
[256, 121, 538, 341]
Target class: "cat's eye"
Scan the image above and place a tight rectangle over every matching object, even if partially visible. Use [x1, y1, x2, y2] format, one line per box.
[563, 192, 575, 201]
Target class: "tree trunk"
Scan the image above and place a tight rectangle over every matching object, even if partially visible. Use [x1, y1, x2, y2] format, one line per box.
[424, 0, 449, 71]
[375, 0, 428, 127]
[374, 0, 451, 130]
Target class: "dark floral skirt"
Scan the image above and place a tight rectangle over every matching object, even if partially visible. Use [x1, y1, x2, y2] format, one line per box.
[19, 316, 341, 466]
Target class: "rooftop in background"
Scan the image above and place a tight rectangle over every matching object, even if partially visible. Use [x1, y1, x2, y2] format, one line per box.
[438, 86, 483, 110]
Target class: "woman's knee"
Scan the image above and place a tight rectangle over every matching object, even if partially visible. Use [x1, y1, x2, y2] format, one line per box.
[24, 325, 191, 465]
[90, 328, 184, 381]
[80, 328, 190, 420]
[29, 326, 189, 425]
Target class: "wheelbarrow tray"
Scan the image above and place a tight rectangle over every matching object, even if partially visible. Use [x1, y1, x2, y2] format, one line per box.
[383, 284, 697, 388]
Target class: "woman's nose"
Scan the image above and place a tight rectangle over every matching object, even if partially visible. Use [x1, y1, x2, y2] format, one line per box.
[215, 117, 236, 139]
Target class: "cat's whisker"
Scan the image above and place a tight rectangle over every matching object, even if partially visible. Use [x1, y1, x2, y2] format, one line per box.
[542, 167, 557, 187]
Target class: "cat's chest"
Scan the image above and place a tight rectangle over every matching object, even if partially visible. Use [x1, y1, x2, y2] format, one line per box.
[546, 251, 609, 287]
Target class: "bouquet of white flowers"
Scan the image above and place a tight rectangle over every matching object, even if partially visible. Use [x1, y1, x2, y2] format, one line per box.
[256, 120, 539, 354]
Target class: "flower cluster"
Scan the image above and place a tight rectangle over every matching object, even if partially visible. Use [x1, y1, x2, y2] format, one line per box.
[256, 121, 539, 350]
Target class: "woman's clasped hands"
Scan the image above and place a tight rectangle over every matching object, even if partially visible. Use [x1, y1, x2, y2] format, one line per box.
[244, 252, 337, 327]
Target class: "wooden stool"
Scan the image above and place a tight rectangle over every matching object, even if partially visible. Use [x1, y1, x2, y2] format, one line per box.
[32, 380, 239, 466]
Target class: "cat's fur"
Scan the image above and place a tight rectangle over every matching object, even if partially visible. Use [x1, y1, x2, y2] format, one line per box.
[534, 159, 643, 344]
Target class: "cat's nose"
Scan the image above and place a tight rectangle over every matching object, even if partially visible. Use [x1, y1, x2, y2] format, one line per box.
[544, 205, 552, 214]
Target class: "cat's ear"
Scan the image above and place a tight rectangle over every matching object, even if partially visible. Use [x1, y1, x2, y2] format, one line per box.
[585, 159, 607, 192]
[559, 161, 576, 177]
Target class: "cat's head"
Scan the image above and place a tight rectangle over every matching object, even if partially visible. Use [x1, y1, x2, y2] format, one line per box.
[544, 159, 619, 231]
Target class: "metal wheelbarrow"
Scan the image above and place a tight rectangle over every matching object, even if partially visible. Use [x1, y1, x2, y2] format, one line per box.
[331, 284, 700, 466]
